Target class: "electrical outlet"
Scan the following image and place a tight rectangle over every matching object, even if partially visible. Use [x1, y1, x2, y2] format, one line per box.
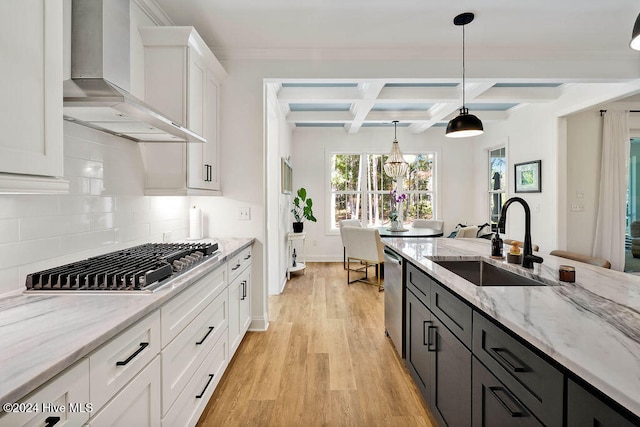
[238, 207, 251, 220]
[163, 232, 172, 242]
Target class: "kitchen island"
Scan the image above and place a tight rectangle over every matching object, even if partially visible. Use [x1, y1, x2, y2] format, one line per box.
[0, 237, 253, 425]
[383, 236, 640, 424]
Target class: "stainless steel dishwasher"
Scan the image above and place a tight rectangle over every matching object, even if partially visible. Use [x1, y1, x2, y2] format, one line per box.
[384, 247, 404, 357]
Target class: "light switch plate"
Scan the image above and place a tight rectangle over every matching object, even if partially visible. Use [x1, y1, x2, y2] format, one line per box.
[238, 207, 251, 220]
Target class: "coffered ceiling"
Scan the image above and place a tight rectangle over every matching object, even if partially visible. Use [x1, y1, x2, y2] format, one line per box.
[271, 80, 564, 133]
[151, 0, 640, 132]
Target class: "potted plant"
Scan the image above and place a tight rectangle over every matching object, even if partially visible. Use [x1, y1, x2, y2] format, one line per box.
[291, 187, 317, 233]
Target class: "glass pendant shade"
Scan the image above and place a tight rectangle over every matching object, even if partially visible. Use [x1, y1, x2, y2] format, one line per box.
[446, 107, 484, 138]
[384, 138, 409, 178]
[631, 13, 640, 50]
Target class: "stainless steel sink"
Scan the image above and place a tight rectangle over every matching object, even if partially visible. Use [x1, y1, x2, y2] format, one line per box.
[432, 260, 546, 287]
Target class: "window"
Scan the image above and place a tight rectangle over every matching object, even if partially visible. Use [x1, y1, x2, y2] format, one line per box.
[488, 147, 506, 229]
[330, 152, 436, 229]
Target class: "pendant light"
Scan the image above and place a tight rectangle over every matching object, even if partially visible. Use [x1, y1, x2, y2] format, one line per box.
[631, 13, 640, 50]
[446, 12, 484, 138]
[384, 121, 409, 178]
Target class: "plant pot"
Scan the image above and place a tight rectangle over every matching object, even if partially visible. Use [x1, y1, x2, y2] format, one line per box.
[292, 222, 304, 233]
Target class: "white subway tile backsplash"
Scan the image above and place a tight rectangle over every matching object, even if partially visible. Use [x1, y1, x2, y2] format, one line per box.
[64, 157, 104, 179]
[0, 124, 192, 297]
[66, 177, 92, 195]
[0, 238, 62, 269]
[89, 178, 105, 196]
[60, 230, 116, 254]
[0, 196, 60, 220]
[115, 224, 151, 243]
[0, 267, 19, 296]
[0, 220, 19, 244]
[21, 215, 91, 240]
[90, 213, 113, 231]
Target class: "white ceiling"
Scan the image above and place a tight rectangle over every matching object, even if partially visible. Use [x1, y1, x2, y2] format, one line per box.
[151, 0, 640, 132]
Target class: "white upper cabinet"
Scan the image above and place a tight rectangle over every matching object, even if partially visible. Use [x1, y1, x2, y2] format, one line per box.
[139, 27, 227, 195]
[0, 0, 68, 193]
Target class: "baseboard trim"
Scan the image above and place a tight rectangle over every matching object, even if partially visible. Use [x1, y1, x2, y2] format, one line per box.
[249, 317, 269, 331]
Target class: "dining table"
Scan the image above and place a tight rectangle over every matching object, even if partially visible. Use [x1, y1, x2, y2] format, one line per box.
[375, 226, 444, 238]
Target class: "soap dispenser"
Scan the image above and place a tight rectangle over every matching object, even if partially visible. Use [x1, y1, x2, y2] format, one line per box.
[491, 232, 503, 257]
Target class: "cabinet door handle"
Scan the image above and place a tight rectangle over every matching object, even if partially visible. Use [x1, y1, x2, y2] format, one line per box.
[196, 326, 215, 345]
[196, 374, 215, 398]
[422, 320, 432, 346]
[44, 417, 61, 427]
[427, 326, 437, 352]
[208, 164, 212, 181]
[240, 280, 247, 300]
[490, 347, 529, 373]
[116, 342, 149, 366]
[232, 263, 241, 271]
[488, 386, 525, 417]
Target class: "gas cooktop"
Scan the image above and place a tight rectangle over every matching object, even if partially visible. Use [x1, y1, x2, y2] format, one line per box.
[25, 242, 219, 293]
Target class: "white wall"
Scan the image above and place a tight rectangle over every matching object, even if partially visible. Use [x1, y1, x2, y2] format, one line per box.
[565, 110, 602, 254]
[265, 84, 293, 295]
[289, 126, 477, 261]
[471, 103, 560, 252]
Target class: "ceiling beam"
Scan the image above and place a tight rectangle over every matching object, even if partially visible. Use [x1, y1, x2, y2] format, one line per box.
[409, 82, 495, 133]
[346, 82, 386, 134]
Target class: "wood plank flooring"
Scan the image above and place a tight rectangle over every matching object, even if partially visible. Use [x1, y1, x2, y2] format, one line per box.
[197, 262, 435, 427]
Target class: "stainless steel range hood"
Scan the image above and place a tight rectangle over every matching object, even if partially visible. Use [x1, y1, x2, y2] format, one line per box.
[63, 0, 205, 143]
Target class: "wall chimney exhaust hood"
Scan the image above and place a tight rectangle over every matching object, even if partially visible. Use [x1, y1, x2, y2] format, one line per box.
[63, 0, 206, 144]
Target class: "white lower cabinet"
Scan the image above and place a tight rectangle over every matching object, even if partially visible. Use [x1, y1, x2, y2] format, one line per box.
[229, 267, 251, 356]
[162, 333, 229, 427]
[5, 244, 253, 427]
[0, 360, 89, 427]
[86, 356, 161, 427]
[89, 311, 161, 411]
[161, 289, 228, 415]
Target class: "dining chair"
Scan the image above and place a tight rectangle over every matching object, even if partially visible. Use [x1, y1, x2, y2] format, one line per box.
[339, 219, 362, 269]
[341, 226, 385, 291]
[549, 250, 611, 269]
[454, 225, 479, 238]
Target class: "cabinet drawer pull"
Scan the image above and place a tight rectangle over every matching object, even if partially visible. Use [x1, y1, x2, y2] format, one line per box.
[490, 347, 529, 373]
[244, 254, 251, 260]
[44, 416, 61, 427]
[427, 326, 437, 352]
[488, 386, 525, 417]
[422, 320, 432, 346]
[116, 342, 149, 366]
[196, 326, 215, 345]
[232, 263, 241, 271]
[196, 374, 215, 398]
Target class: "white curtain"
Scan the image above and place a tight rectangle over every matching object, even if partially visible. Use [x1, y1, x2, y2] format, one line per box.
[593, 111, 629, 271]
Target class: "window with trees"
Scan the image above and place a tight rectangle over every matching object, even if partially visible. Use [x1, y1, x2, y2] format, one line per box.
[489, 147, 506, 229]
[329, 152, 435, 229]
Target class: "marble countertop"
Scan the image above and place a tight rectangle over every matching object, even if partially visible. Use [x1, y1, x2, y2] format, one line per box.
[382, 237, 640, 418]
[0, 237, 254, 407]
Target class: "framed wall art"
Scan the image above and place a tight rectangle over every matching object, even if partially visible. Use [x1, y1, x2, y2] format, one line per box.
[281, 158, 292, 194]
[514, 160, 541, 193]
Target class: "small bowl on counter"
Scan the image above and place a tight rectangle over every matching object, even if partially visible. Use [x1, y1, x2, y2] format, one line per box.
[507, 253, 522, 264]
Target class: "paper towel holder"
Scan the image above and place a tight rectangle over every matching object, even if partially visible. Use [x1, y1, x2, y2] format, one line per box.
[187, 205, 204, 240]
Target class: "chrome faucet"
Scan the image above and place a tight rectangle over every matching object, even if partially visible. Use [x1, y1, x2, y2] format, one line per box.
[497, 197, 544, 269]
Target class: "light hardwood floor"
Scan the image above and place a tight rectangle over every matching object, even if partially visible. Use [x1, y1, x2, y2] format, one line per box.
[197, 262, 435, 426]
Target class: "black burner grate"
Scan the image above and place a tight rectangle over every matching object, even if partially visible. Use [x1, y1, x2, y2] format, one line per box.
[26, 242, 218, 291]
